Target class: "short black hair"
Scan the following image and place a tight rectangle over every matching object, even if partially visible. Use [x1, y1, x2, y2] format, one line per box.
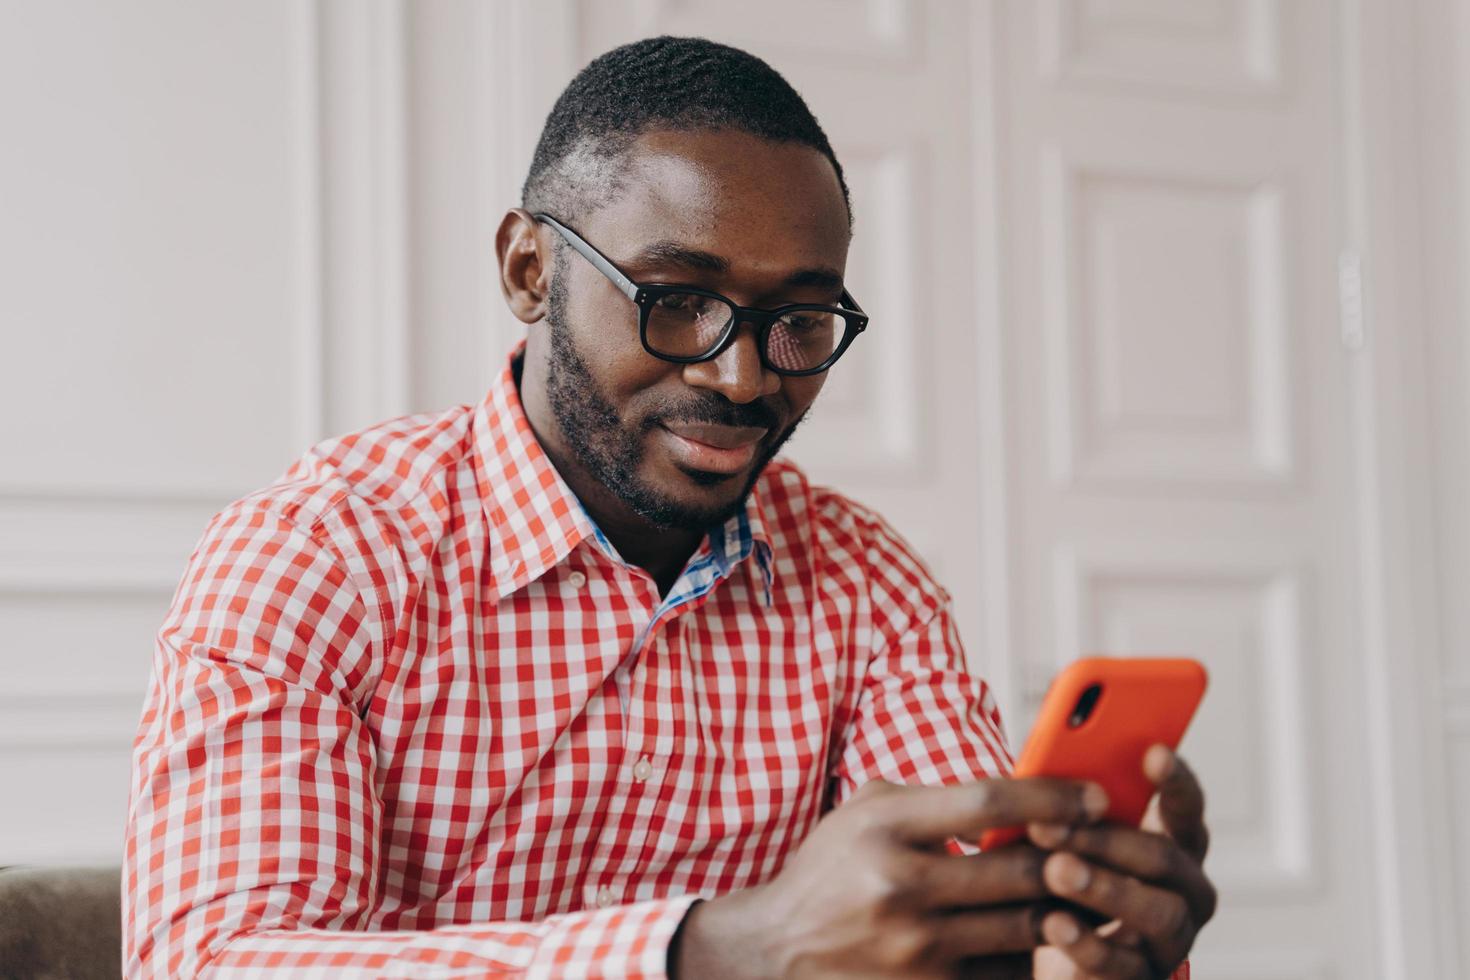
[522, 35, 851, 227]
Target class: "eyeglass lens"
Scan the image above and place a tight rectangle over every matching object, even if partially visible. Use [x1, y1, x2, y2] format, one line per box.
[644, 291, 844, 373]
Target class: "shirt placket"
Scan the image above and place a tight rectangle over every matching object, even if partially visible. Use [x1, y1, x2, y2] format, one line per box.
[584, 554, 723, 911]
[581, 557, 663, 911]
[597, 607, 692, 906]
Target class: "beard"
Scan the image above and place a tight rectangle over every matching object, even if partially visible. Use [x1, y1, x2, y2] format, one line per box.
[541, 264, 806, 532]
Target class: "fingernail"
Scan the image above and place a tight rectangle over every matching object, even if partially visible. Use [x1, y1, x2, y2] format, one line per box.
[1029, 822, 1070, 848]
[1051, 853, 1091, 893]
[1043, 912, 1081, 946]
[1146, 744, 1175, 780]
[1083, 782, 1109, 820]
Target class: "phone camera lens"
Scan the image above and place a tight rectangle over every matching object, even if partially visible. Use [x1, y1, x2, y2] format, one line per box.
[1068, 683, 1103, 728]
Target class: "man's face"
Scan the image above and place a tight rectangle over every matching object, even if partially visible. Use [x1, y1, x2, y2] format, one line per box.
[535, 128, 852, 532]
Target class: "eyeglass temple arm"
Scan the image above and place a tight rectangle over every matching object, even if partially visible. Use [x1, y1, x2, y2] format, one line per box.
[533, 213, 640, 302]
[539, 211, 866, 328]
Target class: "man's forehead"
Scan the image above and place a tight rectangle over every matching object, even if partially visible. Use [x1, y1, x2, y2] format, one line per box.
[586, 128, 851, 265]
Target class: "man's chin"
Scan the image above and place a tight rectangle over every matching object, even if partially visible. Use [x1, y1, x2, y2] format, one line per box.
[676, 463, 745, 488]
[666, 481, 750, 520]
[625, 463, 758, 531]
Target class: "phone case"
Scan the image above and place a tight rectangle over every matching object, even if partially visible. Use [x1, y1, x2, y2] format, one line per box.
[977, 656, 1207, 851]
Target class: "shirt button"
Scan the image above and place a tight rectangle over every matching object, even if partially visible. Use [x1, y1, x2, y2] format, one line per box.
[595, 886, 616, 908]
[568, 571, 587, 589]
[632, 756, 653, 782]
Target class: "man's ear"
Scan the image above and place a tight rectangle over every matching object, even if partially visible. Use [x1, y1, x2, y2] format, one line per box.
[496, 208, 551, 324]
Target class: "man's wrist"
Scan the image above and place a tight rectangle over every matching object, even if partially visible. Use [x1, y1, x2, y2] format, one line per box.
[666, 898, 704, 979]
[668, 886, 775, 980]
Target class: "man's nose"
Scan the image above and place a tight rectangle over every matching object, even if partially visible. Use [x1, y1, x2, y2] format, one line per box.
[680, 317, 781, 404]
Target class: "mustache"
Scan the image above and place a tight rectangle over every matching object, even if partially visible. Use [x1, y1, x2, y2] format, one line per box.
[642, 395, 782, 433]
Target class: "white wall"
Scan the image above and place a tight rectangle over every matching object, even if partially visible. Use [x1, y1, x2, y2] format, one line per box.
[0, 1, 312, 865]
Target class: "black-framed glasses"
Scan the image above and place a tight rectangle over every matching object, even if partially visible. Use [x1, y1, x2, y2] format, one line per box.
[535, 212, 868, 377]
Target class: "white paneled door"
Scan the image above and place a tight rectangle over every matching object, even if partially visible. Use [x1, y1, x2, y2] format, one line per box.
[562, 1, 1381, 975]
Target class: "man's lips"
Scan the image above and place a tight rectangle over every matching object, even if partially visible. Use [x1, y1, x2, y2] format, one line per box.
[661, 422, 769, 450]
[657, 422, 769, 475]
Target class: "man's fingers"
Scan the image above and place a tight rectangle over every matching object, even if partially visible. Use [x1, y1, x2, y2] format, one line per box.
[1040, 911, 1152, 979]
[1027, 821, 1217, 924]
[956, 952, 1035, 979]
[1032, 944, 1088, 979]
[1096, 918, 1145, 949]
[1041, 852, 1194, 970]
[1145, 746, 1209, 860]
[930, 903, 1049, 959]
[905, 846, 1050, 909]
[867, 777, 1108, 845]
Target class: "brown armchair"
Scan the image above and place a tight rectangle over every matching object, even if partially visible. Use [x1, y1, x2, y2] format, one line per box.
[0, 867, 122, 980]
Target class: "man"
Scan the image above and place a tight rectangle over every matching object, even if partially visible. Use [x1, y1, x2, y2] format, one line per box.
[125, 36, 1214, 978]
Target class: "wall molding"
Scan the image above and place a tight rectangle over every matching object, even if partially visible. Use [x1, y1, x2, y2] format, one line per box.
[292, 0, 326, 449]
[965, 0, 1020, 727]
[0, 690, 146, 750]
[1037, 0, 1283, 99]
[1051, 544, 1318, 898]
[315, 0, 413, 435]
[1040, 146, 1297, 494]
[0, 568, 177, 596]
[1344, 0, 1464, 974]
[474, 0, 577, 359]
[607, 0, 923, 65]
[0, 484, 244, 506]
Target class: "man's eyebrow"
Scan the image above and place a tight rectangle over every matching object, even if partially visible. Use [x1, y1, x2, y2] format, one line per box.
[626, 239, 845, 294]
[627, 240, 729, 274]
[782, 268, 845, 293]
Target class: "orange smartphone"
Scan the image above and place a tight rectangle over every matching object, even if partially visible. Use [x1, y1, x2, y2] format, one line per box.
[978, 656, 1208, 851]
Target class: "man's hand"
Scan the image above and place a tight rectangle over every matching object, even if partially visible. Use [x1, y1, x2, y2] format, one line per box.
[1029, 746, 1217, 979]
[672, 775, 1111, 979]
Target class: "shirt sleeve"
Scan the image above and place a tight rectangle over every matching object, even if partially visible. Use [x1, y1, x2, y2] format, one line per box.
[123, 499, 696, 979]
[827, 587, 1014, 809]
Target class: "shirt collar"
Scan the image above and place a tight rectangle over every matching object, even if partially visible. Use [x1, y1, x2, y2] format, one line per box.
[705, 485, 775, 604]
[472, 342, 598, 602]
[472, 341, 777, 603]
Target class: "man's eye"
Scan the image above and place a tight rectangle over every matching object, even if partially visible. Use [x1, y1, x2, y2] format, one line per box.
[656, 292, 709, 312]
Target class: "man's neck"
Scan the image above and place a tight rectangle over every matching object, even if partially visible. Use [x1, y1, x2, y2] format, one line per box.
[556, 469, 703, 596]
[513, 352, 702, 597]
[595, 516, 701, 598]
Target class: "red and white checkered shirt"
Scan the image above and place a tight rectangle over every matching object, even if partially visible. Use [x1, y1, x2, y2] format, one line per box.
[122, 343, 1019, 978]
